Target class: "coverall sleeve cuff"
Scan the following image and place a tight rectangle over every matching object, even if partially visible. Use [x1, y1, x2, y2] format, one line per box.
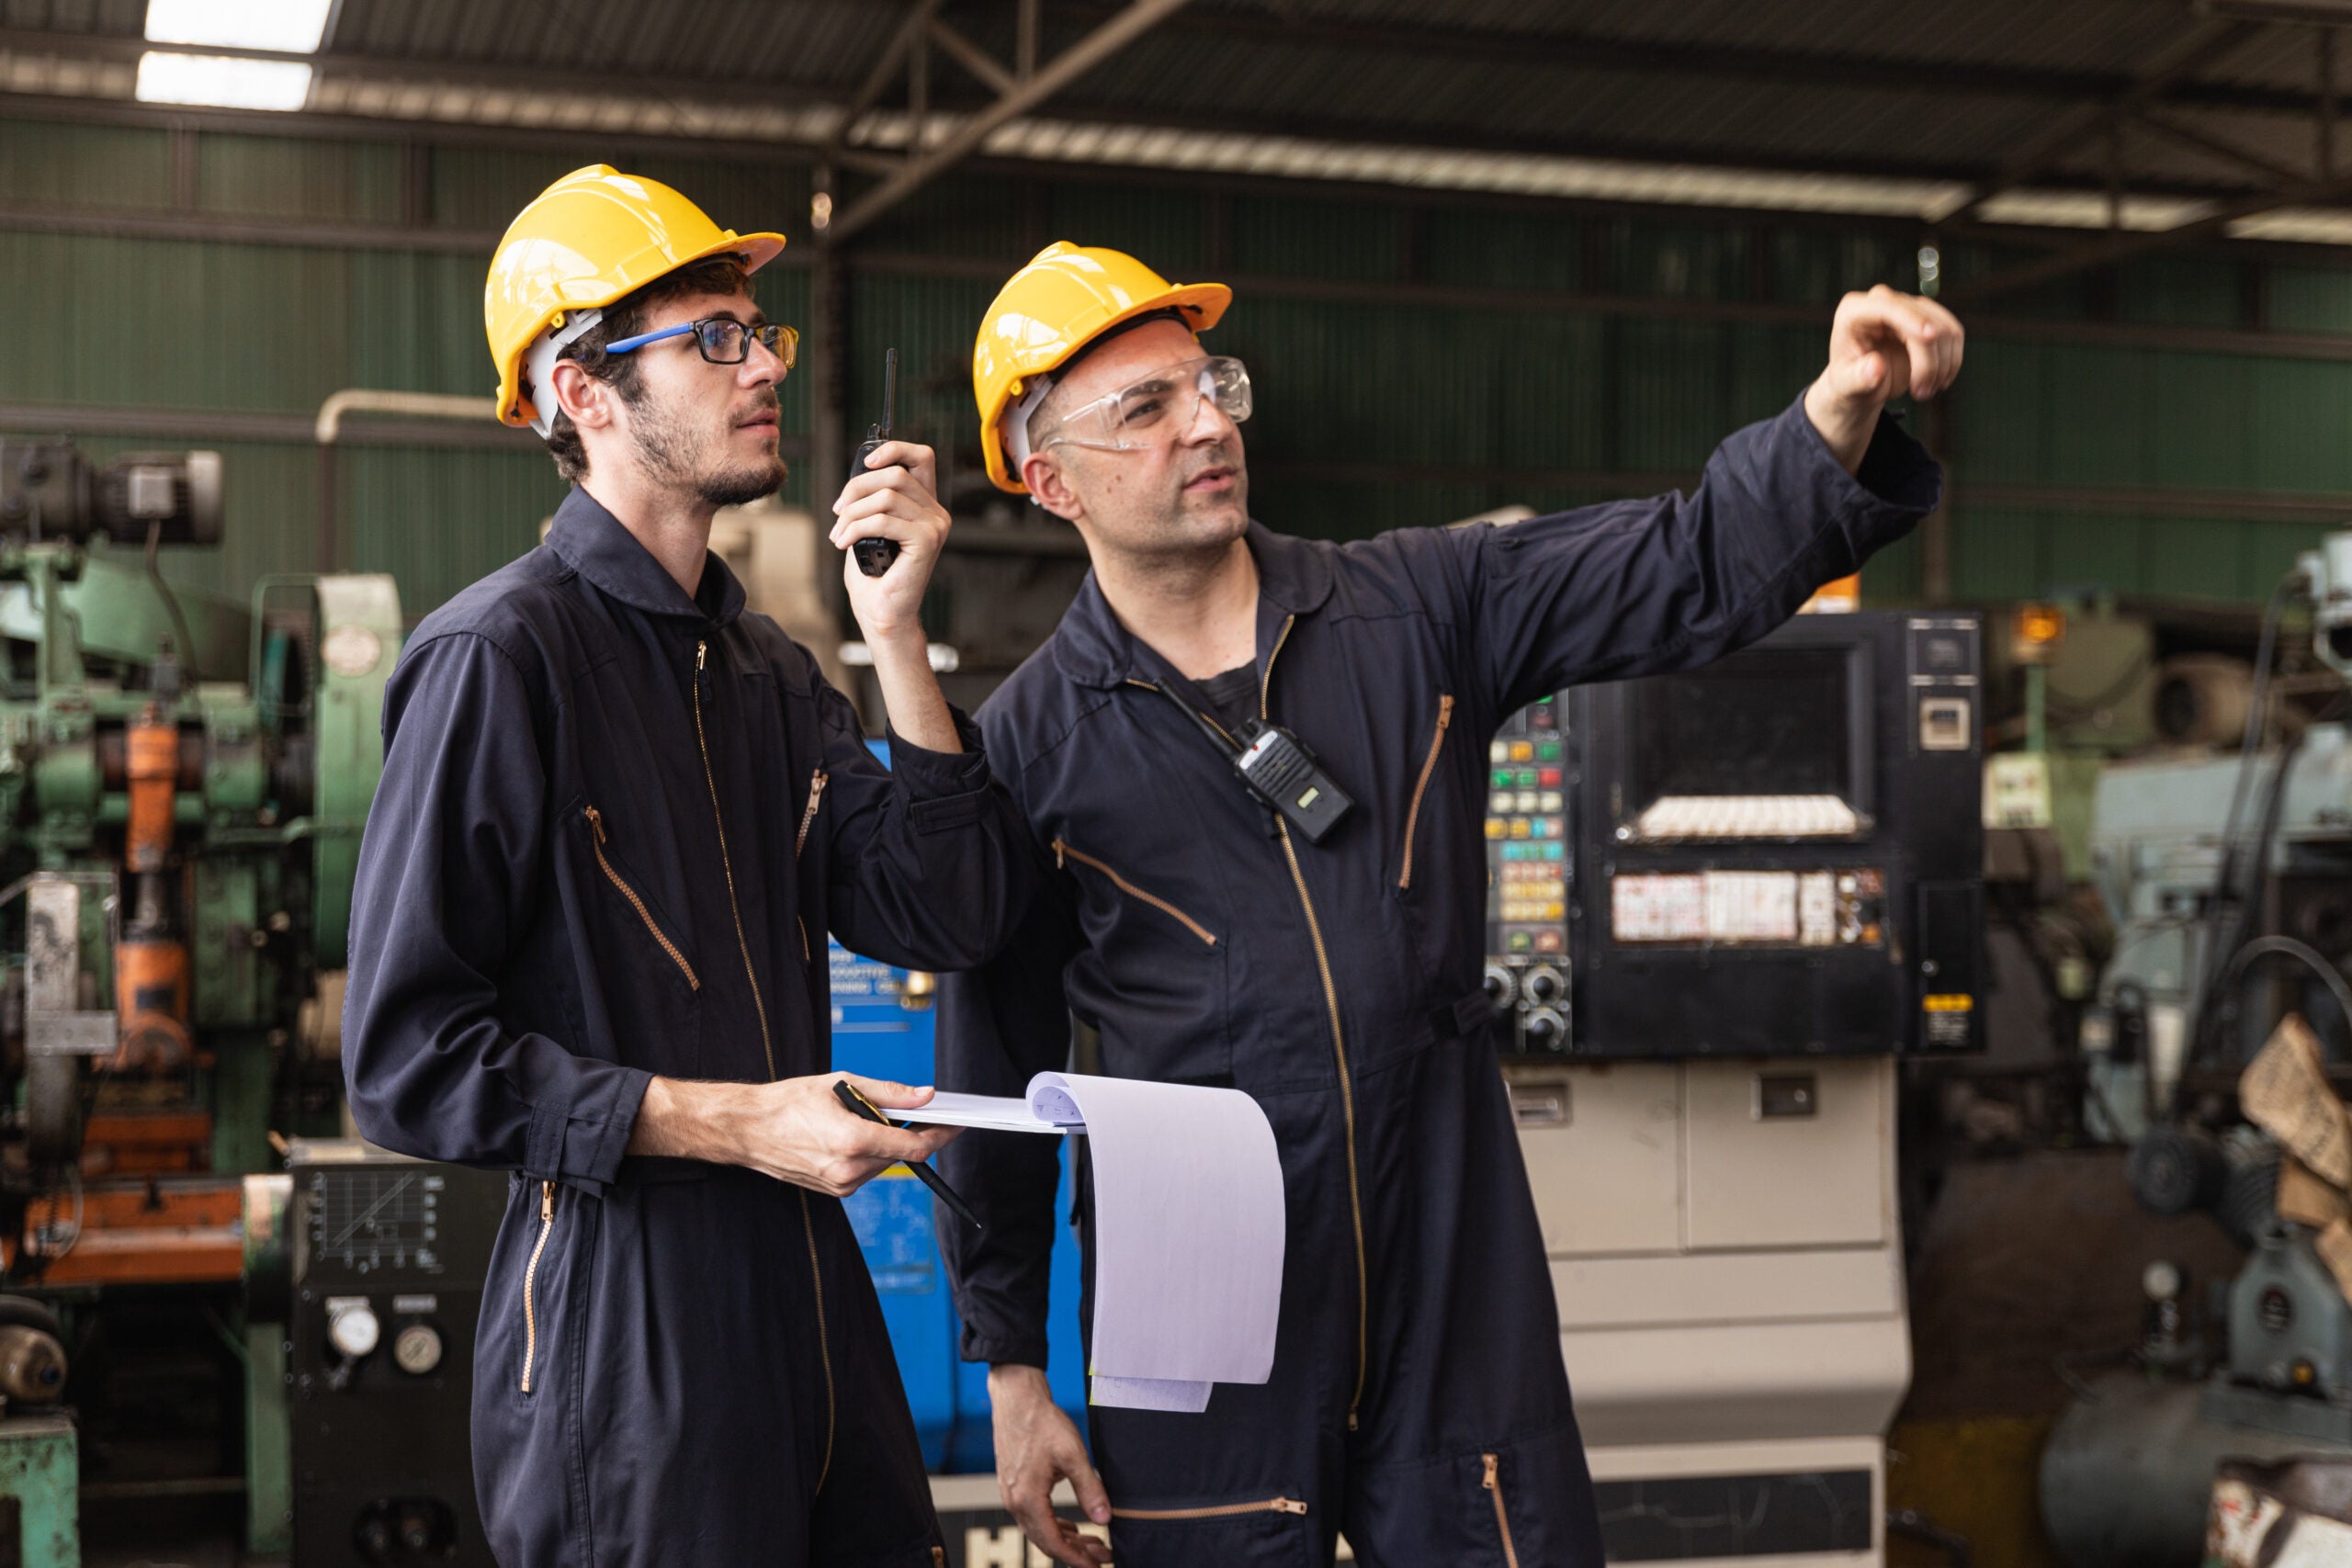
[962, 1326, 1052, 1369]
[524, 1060, 654, 1194]
[888, 708, 994, 830]
[1784, 394, 1942, 517]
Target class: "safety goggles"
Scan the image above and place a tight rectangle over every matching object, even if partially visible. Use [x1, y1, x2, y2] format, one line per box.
[604, 316, 799, 371]
[1036, 355, 1251, 453]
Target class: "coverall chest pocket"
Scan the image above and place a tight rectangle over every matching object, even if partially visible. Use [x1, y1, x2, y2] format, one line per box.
[1053, 838, 1231, 1086]
[567, 799, 703, 1077]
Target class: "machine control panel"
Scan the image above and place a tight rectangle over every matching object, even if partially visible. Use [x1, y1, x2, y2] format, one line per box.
[1487, 612, 1984, 1060]
[1484, 695, 1572, 1053]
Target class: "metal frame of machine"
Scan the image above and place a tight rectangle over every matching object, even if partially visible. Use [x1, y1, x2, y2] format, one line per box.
[0, 436, 403, 1553]
[1487, 609, 1984, 1568]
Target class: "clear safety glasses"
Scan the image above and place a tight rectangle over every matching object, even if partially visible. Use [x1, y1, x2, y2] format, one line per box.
[605, 316, 799, 371]
[1038, 355, 1251, 453]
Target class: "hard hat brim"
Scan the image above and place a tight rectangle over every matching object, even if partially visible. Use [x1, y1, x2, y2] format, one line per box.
[494, 230, 789, 428]
[984, 279, 1233, 493]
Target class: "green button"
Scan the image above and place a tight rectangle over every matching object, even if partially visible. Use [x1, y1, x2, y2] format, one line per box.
[1536, 740, 1564, 761]
[1492, 769, 1516, 788]
[1519, 768, 1539, 786]
[1507, 931, 1532, 953]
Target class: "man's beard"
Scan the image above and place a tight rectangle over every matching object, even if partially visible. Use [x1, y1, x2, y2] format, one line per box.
[626, 388, 786, 508]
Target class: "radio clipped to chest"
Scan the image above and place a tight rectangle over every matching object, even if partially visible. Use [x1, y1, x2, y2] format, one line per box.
[1150, 678, 1354, 843]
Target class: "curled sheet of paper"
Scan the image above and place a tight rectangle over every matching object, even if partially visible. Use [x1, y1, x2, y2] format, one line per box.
[898, 1071, 1285, 1412]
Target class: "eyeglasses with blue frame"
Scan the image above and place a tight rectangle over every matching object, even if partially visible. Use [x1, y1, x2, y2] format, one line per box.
[604, 316, 799, 371]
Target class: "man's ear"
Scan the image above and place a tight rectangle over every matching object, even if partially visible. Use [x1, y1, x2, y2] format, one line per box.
[550, 359, 614, 432]
[1023, 451, 1083, 524]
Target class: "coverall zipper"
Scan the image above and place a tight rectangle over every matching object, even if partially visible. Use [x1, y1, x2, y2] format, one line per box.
[583, 805, 700, 990]
[1483, 1453, 1521, 1568]
[795, 769, 827, 962]
[1261, 615, 1369, 1432]
[795, 769, 829, 858]
[1111, 1495, 1309, 1520]
[693, 638, 834, 1492]
[1053, 840, 1219, 946]
[1396, 695, 1454, 890]
[519, 1179, 554, 1393]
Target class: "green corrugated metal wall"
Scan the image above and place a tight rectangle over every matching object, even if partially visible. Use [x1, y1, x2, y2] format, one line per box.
[8, 112, 2352, 622]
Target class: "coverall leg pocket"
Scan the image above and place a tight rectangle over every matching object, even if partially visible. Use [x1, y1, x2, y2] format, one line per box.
[1107, 1487, 1317, 1568]
[1347, 1425, 1603, 1568]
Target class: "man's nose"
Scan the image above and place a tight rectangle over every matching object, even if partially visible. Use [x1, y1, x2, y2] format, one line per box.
[1182, 389, 1236, 446]
[741, 335, 788, 386]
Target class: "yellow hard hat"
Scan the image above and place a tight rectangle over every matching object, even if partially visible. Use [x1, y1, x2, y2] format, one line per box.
[484, 164, 787, 430]
[972, 241, 1231, 493]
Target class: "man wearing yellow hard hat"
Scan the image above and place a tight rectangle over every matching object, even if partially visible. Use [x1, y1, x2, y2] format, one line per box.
[937, 242, 1962, 1566]
[345, 165, 1035, 1566]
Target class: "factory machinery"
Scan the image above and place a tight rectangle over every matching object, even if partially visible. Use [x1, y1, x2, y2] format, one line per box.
[2043, 530, 2352, 1567]
[1492, 609, 1985, 1567]
[0, 436, 402, 1563]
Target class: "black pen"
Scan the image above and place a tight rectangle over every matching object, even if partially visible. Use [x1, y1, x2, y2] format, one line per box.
[831, 1078, 985, 1232]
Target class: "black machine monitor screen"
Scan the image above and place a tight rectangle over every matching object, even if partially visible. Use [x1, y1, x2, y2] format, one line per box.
[1625, 647, 1858, 805]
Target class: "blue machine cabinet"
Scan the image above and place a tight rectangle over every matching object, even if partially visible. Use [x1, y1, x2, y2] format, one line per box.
[830, 942, 1090, 1471]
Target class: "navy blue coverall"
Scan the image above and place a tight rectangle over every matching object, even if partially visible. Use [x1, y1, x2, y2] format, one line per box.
[936, 396, 1941, 1566]
[345, 488, 1031, 1566]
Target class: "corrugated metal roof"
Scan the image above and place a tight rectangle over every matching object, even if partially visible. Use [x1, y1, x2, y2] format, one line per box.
[17, 0, 2352, 226]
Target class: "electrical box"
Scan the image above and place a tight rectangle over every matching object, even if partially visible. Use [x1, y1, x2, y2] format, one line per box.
[1487, 610, 1985, 1060]
[287, 1140, 504, 1566]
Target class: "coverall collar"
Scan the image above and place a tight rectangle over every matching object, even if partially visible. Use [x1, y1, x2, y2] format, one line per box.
[546, 484, 748, 629]
[1051, 520, 1335, 690]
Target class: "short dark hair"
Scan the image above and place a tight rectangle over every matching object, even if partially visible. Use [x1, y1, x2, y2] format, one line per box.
[536, 254, 752, 484]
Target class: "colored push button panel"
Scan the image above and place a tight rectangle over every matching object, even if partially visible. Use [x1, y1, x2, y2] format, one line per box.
[1485, 697, 1568, 959]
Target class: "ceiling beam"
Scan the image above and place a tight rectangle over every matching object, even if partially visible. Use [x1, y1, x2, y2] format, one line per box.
[823, 0, 943, 164]
[1946, 164, 2352, 304]
[2130, 107, 2313, 190]
[1946, 17, 2266, 225]
[931, 18, 1017, 96]
[824, 0, 1193, 243]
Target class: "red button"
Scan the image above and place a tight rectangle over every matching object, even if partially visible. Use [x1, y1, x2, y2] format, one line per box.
[1539, 768, 1562, 787]
[1534, 931, 1565, 953]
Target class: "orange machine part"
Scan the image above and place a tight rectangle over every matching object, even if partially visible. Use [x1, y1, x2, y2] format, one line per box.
[81, 1109, 212, 1178]
[124, 713, 178, 874]
[111, 938, 192, 1073]
[1801, 573, 1861, 614]
[5, 1179, 243, 1286]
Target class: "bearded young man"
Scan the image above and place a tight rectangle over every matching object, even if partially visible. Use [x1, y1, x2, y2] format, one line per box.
[935, 243, 1962, 1567]
[344, 165, 1029, 1566]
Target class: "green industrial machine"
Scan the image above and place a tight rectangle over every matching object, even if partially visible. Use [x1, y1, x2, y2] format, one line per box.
[0, 437, 400, 1560]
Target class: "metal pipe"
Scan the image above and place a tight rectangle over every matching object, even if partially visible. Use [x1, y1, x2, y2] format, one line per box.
[315, 389, 499, 446]
[313, 389, 503, 574]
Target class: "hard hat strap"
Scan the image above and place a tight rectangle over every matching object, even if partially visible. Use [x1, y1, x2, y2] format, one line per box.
[524, 309, 607, 439]
[1001, 372, 1059, 484]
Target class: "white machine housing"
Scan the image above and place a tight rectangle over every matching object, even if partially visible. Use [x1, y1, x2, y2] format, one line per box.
[1510, 1056, 1906, 1568]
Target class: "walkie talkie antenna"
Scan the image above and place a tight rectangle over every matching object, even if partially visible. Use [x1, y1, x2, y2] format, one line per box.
[850, 346, 905, 577]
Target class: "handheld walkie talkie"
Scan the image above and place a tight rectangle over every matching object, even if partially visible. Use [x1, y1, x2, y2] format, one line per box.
[850, 347, 900, 578]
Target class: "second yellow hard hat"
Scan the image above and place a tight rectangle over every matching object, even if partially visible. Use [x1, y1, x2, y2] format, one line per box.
[972, 241, 1231, 494]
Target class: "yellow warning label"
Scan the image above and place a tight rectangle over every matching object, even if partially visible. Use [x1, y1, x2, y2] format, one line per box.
[1923, 993, 1975, 1013]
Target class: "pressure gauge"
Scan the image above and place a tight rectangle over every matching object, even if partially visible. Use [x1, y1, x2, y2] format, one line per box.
[393, 1323, 444, 1376]
[327, 1298, 380, 1360]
